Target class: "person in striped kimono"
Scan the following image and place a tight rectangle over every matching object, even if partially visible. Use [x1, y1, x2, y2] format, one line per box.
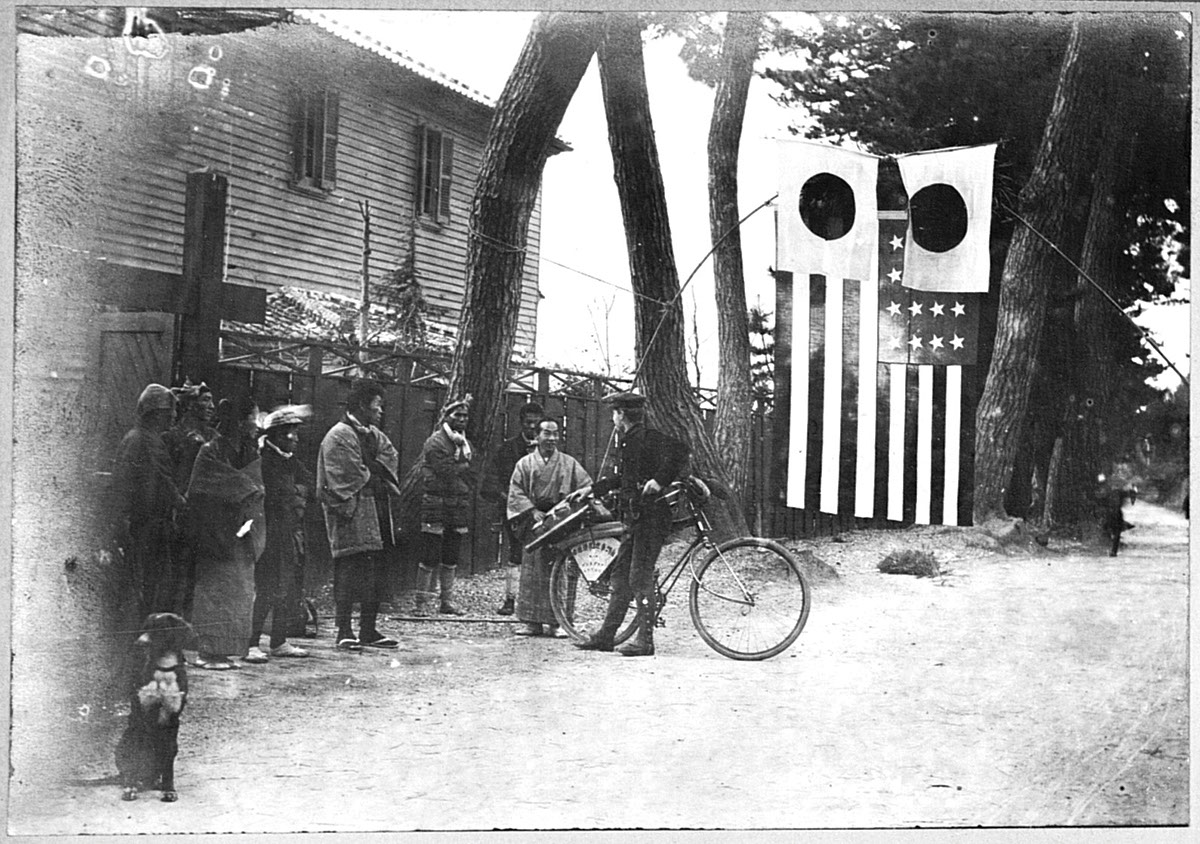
[506, 419, 592, 638]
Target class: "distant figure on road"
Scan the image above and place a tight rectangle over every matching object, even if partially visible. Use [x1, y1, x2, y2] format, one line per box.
[1094, 473, 1136, 558]
[569, 391, 689, 657]
[492, 402, 544, 616]
[112, 383, 187, 619]
[318, 381, 402, 651]
[413, 395, 476, 617]
[507, 419, 592, 638]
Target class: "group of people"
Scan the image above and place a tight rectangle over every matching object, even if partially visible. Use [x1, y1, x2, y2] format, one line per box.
[496, 392, 689, 657]
[112, 377, 690, 665]
[112, 382, 313, 669]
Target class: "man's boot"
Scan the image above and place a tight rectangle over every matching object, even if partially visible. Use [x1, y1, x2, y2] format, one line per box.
[616, 592, 655, 657]
[412, 565, 435, 617]
[439, 565, 466, 615]
[574, 588, 629, 652]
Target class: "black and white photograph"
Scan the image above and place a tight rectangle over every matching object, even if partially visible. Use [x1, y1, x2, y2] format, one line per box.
[2, 2, 1192, 837]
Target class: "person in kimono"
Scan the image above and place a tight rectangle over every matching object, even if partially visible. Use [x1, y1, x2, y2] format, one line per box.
[318, 380, 402, 651]
[185, 394, 265, 670]
[412, 395, 476, 617]
[244, 404, 313, 663]
[112, 383, 187, 619]
[491, 401, 544, 616]
[163, 379, 216, 617]
[506, 419, 592, 637]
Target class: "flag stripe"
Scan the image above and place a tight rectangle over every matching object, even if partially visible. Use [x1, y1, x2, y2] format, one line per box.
[820, 276, 844, 514]
[943, 366, 963, 525]
[873, 363, 891, 521]
[902, 370, 922, 523]
[929, 366, 948, 523]
[915, 365, 934, 524]
[805, 275, 826, 511]
[887, 363, 906, 521]
[786, 271, 810, 509]
[838, 279, 862, 517]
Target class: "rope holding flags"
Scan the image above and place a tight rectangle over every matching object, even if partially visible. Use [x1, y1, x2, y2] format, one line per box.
[775, 139, 996, 526]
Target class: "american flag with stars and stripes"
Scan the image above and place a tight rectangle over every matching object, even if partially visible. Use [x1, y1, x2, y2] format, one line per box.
[776, 142, 993, 526]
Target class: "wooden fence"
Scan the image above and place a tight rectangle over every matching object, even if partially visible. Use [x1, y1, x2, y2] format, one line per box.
[217, 330, 885, 591]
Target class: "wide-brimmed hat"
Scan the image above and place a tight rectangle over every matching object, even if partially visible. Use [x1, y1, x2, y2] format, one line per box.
[263, 404, 312, 431]
[602, 390, 645, 410]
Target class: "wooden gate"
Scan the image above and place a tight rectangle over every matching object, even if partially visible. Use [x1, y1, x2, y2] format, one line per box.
[96, 311, 176, 466]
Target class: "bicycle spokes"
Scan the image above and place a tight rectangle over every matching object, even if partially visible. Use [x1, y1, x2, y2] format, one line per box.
[688, 539, 811, 661]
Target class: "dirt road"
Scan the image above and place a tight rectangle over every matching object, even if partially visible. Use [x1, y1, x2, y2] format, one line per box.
[7, 501, 1189, 833]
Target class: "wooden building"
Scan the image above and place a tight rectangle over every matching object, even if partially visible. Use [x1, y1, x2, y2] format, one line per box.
[17, 7, 551, 368]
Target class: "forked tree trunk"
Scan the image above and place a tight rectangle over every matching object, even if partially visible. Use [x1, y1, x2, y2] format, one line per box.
[708, 11, 760, 522]
[973, 21, 1107, 523]
[445, 11, 603, 456]
[598, 12, 746, 538]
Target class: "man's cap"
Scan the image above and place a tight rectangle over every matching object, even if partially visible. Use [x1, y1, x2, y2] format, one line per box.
[263, 404, 312, 431]
[603, 390, 645, 409]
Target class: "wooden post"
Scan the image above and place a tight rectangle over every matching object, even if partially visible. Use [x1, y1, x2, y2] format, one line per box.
[772, 270, 793, 513]
[178, 169, 228, 386]
[357, 199, 371, 373]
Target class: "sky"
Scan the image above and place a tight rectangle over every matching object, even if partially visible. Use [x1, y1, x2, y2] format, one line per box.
[321, 9, 1191, 393]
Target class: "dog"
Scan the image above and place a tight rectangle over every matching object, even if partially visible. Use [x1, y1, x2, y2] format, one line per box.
[114, 612, 196, 802]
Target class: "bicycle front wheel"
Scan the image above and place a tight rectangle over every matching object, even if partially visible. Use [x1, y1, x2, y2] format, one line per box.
[549, 551, 636, 645]
[688, 537, 810, 660]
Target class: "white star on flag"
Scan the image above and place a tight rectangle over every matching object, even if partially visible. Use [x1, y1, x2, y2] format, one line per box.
[890, 235, 904, 251]
[908, 334, 924, 350]
[930, 334, 945, 350]
[887, 301, 902, 316]
[952, 301, 966, 317]
[930, 301, 945, 317]
[888, 267, 903, 283]
[951, 334, 965, 350]
[908, 301, 923, 317]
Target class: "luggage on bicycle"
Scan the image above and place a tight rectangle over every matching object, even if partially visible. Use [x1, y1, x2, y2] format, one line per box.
[524, 497, 614, 553]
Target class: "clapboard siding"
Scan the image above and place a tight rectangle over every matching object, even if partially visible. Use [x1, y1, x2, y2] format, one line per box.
[17, 20, 545, 352]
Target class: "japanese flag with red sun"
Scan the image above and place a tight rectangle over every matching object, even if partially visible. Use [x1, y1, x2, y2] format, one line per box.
[895, 144, 997, 293]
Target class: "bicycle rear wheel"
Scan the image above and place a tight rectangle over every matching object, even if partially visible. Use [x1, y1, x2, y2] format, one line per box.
[688, 537, 810, 660]
[549, 551, 636, 645]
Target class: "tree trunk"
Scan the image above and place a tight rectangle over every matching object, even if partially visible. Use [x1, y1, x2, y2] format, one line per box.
[1053, 99, 1140, 524]
[598, 12, 746, 538]
[972, 21, 1107, 523]
[444, 11, 603, 456]
[708, 11, 760, 524]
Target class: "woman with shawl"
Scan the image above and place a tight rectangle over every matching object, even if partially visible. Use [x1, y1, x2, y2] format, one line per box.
[185, 394, 265, 670]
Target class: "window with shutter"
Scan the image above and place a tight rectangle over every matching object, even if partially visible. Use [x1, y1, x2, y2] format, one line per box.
[292, 88, 339, 192]
[417, 125, 455, 222]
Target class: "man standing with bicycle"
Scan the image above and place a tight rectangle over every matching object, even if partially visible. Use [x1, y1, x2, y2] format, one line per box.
[569, 391, 689, 657]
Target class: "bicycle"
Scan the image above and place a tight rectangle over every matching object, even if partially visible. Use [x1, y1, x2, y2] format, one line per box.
[530, 477, 811, 661]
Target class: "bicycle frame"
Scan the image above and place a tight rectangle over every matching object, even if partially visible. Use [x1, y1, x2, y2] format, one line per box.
[559, 485, 747, 616]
